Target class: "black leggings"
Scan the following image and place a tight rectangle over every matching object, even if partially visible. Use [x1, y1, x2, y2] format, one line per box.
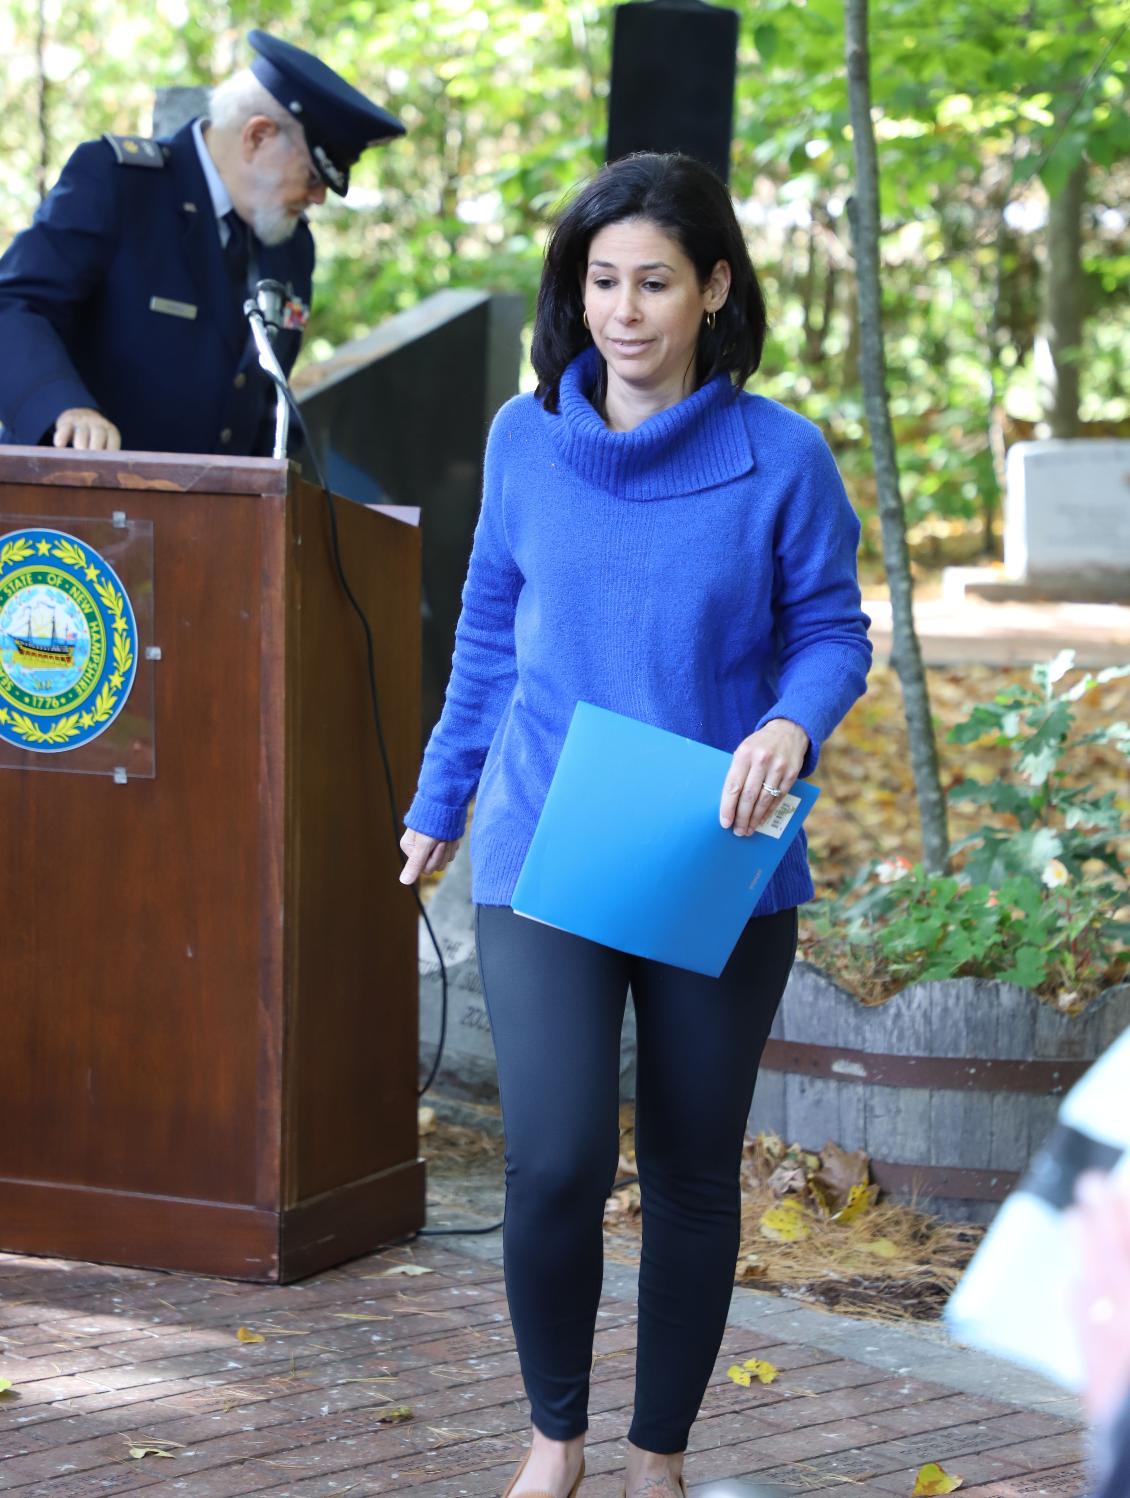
[474, 903, 798, 1454]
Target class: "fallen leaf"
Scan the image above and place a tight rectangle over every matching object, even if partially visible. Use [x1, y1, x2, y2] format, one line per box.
[912, 1462, 963, 1494]
[0, 1379, 13, 1397]
[124, 1436, 184, 1461]
[742, 1131, 787, 1184]
[758, 1198, 811, 1243]
[236, 1327, 266, 1343]
[726, 1364, 753, 1387]
[767, 1161, 809, 1197]
[742, 1358, 779, 1384]
[832, 1182, 877, 1224]
[376, 1405, 414, 1424]
[333, 1313, 394, 1322]
[810, 1141, 871, 1216]
[370, 1265, 434, 1279]
[861, 1237, 900, 1259]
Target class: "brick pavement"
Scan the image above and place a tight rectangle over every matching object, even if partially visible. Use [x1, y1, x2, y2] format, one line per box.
[0, 1239, 1086, 1498]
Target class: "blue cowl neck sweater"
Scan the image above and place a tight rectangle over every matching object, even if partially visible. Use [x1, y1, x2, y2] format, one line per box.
[407, 347, 872, 914]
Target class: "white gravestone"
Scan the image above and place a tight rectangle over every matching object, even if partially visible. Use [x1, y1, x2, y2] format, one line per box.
[1005, 439, 1130, 585]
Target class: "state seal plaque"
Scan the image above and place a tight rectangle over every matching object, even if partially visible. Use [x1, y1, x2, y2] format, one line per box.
[0, 527, 139, 753]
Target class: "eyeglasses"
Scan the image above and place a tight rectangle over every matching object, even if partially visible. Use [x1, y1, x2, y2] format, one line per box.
[283, 126, 324, 193]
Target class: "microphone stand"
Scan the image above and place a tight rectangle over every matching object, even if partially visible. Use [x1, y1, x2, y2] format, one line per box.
[243, 298, 292, 460]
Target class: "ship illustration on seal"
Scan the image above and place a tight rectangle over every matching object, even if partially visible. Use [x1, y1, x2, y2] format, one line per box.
[9, 601, 77, 668]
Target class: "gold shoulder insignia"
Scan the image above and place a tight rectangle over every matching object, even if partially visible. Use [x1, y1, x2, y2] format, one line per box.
[102, 133, 166, 169]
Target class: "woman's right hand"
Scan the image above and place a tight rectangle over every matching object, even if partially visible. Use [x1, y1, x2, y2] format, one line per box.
[399, 827, 461, 885]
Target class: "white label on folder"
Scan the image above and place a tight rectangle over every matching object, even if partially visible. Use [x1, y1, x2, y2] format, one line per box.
[759, 792, 801, 840]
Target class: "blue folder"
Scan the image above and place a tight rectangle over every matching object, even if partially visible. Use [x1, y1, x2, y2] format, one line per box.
[511, 702, 820, 976]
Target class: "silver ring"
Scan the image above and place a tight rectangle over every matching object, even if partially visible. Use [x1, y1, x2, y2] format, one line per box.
[762, 783, 782, 797]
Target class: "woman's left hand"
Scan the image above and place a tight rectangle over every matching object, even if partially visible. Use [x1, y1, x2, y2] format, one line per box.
[720, 718, 810, 835]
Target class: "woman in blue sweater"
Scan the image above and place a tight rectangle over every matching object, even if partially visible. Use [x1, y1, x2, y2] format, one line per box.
[400, 154, 872, 1498]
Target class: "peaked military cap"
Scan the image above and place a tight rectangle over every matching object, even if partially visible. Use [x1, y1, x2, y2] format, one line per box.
[248, 30, 405, 197]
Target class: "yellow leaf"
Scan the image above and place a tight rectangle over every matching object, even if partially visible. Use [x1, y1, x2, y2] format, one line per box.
[758, 1198, 810, 1243]
[742, 1359, 779, 1384]
[376, 1405, 414, 1424]
[236, 1326, 266, 1343]
[833, 1182, 875, 1224]
[726, 1364, 753, 1387]
[0, 1378, 13, 1396]
[371, 1265, 434, 1278]
[861, 1237, 899, 1259]
[128, 1446, 175, 1460]
[912, 1462, 964, 1495]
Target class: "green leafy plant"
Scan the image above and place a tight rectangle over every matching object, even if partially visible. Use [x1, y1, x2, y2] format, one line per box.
[804, 653, 1130, 1004]
[947, 651, 1130, 884]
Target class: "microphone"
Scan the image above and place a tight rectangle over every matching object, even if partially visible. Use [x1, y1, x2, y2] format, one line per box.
[244, 280, 294, 459]
[251, 278, 288, 342]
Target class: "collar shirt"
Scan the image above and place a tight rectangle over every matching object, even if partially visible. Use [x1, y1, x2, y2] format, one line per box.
[191, 118, 235, 245]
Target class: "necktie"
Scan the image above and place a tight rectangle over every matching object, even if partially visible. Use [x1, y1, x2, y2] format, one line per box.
[222, 211, 250, 290]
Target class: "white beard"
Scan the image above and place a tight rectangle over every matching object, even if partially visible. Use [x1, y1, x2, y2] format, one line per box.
[245, 166, 301, 246]
[250, 202, 301, 247]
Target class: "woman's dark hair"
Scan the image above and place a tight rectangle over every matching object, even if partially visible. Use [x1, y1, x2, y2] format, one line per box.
[531, 152, 767, 413]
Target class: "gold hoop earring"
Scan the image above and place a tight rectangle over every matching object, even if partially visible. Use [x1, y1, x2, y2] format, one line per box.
[582, 309, 590, 330]
[705, 310, 717, 331]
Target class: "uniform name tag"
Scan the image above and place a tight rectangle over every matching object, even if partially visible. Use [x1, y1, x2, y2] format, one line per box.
[149, 296, 197, 320]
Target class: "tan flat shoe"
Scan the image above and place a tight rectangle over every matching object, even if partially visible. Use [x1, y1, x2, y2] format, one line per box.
[502, 1451, 586, 1498]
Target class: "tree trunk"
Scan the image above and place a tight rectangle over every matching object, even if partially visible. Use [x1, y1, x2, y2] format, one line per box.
[984, 180, 1011, 556]
[801, 222, 818, 361]
[35, 0, 49, 202]
[1038, 158, 1087, 438]
[841, 273, 860, 388]
[844, 0, 950, 873]
[819, 252, 838, 367]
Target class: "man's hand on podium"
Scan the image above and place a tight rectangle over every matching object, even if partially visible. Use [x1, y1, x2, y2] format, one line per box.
[399, 827, 461, 885]
[54, 407, 122, 451]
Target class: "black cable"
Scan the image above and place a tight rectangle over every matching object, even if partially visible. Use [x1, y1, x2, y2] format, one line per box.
[313, 429, 450, 1101]
[265, 363, 450, 1101]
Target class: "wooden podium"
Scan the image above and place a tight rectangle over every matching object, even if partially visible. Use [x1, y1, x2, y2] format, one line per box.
[0, 449, 425, 1281]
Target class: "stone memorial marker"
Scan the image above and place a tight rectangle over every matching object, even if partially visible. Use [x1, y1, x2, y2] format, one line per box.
[1005, 438, 1130, 594]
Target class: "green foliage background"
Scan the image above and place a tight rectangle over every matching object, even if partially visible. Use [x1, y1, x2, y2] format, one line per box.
[1, 0, 1127, 560]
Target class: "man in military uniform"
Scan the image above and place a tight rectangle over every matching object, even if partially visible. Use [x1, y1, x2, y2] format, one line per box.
[0, 32, 404, 456]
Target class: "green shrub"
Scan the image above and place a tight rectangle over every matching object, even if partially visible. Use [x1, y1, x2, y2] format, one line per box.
[804, 653, 1130, 1005]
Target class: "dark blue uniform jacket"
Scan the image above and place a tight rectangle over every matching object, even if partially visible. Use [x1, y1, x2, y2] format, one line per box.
[0, 121, 314, 455]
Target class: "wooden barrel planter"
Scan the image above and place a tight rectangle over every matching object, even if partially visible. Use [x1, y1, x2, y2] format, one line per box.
[749, 962, 1130, 1223]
